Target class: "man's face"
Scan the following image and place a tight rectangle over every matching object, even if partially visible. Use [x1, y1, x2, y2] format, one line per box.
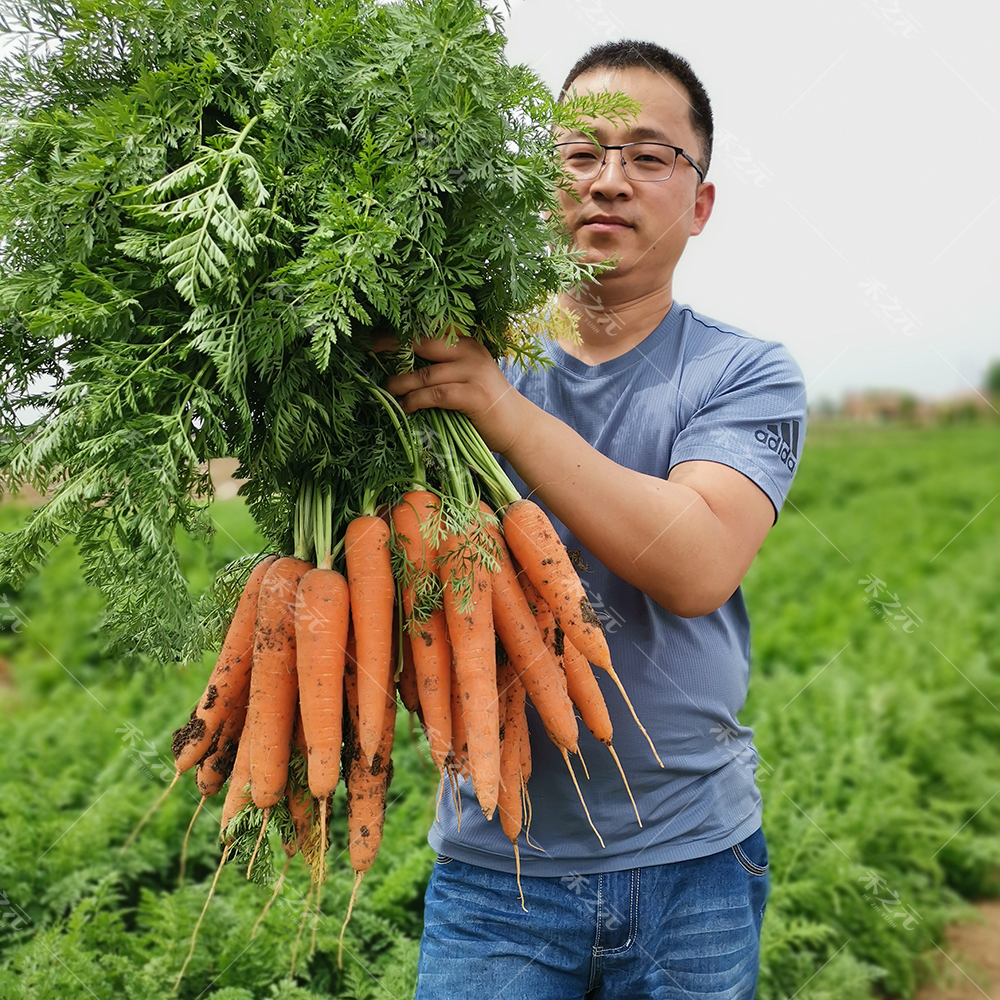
[555, 66, 715, 295]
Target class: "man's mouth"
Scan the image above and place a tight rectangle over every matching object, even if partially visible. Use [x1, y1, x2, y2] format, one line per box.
[581, 214, 633, 231]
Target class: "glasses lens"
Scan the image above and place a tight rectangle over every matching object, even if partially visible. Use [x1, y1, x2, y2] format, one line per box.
[556, 142, 604, 180]
[556, 142, 679, 181]
[623, 144, 676, 181]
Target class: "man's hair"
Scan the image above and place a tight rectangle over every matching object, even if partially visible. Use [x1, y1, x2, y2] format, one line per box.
[558, 40, 713, 176]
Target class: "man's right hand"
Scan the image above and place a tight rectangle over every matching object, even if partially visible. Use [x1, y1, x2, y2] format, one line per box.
[384, 334, 533, 457]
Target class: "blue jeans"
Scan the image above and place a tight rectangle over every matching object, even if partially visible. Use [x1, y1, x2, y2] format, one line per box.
[415, 828, 769, 1000]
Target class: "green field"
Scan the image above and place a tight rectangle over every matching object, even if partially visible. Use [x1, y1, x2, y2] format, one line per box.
[1, 423, 999, 999]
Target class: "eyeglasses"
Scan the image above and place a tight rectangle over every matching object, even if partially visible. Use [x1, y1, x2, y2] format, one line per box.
[554, 141, 705, 184]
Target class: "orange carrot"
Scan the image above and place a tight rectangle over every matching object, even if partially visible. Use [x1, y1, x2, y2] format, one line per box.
[563, 634, 641, 826]
[391, 491, 453, 771]
[449, 657, 469, 780]
[518, 688, 532, 786]
[172, 554, 277, 773]
[497, 656, 527, 910]
[283, 709, 311, 860]
[220, 724, 252, 837]
[437, 527, 499, 820]
[561, 633, 611, 745]
[502, 499, 611, 670]
[340, 641, 397, 964]
[496, 657, 522, 830]
[409, 608, 452, 766]
[195, 678, 250, 799]
[503, 502, 662, 767]
[285, 790, 311, 861]
[294, 567, 349, 800]
[345, 515, 395, 763]
[483, 510, 578, 753]
[295, 565, 348, 889]
[342, 649, 397, 871]
[247, 556, 312, 809]
[397, 626, 421, 716]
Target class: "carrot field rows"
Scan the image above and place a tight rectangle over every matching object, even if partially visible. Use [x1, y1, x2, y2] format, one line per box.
[1, 422, 998, 999]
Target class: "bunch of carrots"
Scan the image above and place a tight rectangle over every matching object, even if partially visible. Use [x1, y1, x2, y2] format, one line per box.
[133, 401, 660, 988]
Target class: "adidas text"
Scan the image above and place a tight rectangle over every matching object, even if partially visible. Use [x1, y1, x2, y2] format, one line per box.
[754, 420, 800, 471]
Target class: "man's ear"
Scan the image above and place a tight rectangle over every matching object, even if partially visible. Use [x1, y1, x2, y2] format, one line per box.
[690, 181, 715, 236]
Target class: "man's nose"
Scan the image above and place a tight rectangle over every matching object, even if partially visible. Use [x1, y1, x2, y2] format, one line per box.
[588, 152, 633, 197]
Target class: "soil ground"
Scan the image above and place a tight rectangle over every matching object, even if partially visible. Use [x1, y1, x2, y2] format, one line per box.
[909, 901, 1000, 1000]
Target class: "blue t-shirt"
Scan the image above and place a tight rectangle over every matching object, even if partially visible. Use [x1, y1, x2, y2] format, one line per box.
[428, 303, 806, 876]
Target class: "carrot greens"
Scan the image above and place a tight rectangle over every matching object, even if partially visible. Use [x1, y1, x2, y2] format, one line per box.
[0, 0, 636, 660]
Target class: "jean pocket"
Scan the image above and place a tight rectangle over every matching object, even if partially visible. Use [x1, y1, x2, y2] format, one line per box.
[732, 829, 768, 876]
[434, 854, 453, 865]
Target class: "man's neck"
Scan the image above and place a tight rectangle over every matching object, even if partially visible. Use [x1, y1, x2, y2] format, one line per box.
[555, 281, 674, 366]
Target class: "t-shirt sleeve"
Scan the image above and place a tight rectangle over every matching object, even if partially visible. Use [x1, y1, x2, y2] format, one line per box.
[668, 340, 806, 519]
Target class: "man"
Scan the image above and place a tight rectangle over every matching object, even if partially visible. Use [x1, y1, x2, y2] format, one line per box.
[388, 39, 805, 1000]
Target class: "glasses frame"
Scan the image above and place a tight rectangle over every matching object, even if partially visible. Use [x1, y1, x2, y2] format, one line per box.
[554, 140, 706, 184]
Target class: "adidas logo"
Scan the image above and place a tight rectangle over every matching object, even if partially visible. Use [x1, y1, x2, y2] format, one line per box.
[754, 420, 800, 471]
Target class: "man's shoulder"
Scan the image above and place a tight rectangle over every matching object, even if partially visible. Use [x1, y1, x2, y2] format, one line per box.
[672, 305, 802, 385]
[674, 305, 785, 356]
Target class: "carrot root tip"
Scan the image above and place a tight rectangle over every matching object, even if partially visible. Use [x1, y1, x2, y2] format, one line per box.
[178, 794, 207, 888]
[124, 770, 179, 852]
[309, 878, 323, 958]
[172, 842, 230, 993]
[290, 880, 315, 978]
[560, 747, 604, 849]
[246, 807, 270, 879]
[512, 839, 527, 912]
[607, 743, 642, 828]
[606, 665, 663, 768]
[251, 855, 290, 941]
[338, 870, 365, 970]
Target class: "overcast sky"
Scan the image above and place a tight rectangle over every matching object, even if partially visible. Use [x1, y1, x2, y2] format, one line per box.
[501, 0, 999, 405]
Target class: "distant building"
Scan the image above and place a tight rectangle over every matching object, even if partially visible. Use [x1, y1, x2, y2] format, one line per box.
[840, 391, 931, 423]
[837, 390, 994, 423]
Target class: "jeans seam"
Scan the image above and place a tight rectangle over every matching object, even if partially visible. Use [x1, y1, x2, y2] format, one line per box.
[593, 869, 639, 958]
[732, 842, 768, 876]
[587, 875, 603, 991]
[628, 867, 639, 949]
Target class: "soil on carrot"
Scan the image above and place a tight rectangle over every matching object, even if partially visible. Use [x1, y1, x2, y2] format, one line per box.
[898, 901, 1000, 1000]
[172, 714, 207, 756]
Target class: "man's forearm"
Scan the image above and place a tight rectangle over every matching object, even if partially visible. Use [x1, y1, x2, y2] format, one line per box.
[383, 335, 771, 614]
[497, 398, 742, 617]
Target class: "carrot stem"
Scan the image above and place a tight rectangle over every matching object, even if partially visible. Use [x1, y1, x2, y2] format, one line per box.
[315, 485, 333, 571]
[294, 478, 312, 562]
[362, 379, 420, 480]
[439, 408, 520, 507]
